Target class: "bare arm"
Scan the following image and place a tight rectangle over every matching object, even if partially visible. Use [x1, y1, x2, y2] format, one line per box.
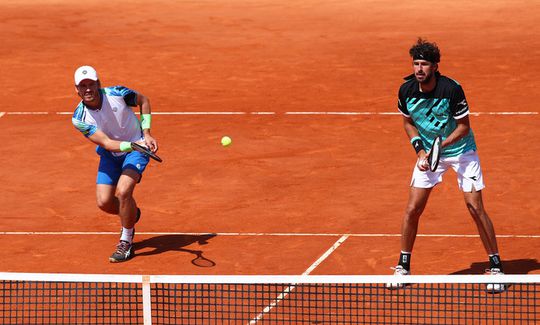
[442, 115, 471, 148]
[87, 129, 128, 152]
[138, 93, 151, 115]
[403, 116, 427, 158]
[403, 116, 430, 171]
[137, 93, 158, 152]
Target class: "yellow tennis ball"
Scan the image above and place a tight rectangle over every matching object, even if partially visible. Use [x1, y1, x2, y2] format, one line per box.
[221, 136, 232, 147]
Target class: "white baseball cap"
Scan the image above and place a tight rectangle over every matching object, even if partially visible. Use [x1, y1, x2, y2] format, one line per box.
[74, 65, 99, 85]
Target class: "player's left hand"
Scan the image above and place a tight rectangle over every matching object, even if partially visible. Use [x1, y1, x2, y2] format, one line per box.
[143, 132, 158, 153]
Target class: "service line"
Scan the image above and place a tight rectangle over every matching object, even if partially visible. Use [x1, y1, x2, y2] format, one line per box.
[0, 231, 538, 238]
[3, 111, 539, 116]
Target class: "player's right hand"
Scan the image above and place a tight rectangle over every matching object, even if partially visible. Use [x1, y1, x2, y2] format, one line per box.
[416, 156, 429, 171]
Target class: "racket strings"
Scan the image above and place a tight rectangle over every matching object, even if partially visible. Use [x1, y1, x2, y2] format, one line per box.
[428, 136, 442, 171]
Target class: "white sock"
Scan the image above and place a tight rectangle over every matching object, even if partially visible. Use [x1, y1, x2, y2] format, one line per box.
[120, 227, 134, 243]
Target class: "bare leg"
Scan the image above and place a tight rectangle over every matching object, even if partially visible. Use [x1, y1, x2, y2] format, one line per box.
[95, 170, 140, 228]
[463, 189, 499, 255]
[115, 169, 140, 229]
[96, 184, 119, 214]
[400, 187, 432, 252]
[97, 170, 141, 263]
[387, 186, 433, 287]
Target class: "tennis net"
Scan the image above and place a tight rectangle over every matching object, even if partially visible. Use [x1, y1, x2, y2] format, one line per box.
[0, 272, 538, 324]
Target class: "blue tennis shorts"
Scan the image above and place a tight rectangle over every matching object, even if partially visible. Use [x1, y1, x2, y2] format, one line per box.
[96, 146, 150, 185]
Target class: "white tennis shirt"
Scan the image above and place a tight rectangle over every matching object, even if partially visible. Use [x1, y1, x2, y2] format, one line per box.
[72, 86, 144, 153]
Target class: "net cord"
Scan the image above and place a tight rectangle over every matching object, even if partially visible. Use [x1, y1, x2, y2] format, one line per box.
[1, 272, 539, 284]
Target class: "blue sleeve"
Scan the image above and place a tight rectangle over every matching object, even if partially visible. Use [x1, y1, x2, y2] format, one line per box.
[107, 86, 138, 107]
[72, 105, 97, 137]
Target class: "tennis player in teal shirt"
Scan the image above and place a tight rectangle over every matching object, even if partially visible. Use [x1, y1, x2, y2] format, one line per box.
[387, 39, 505, 293]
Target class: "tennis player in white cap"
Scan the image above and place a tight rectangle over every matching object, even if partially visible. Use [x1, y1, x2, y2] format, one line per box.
[71, 65, 158, 262]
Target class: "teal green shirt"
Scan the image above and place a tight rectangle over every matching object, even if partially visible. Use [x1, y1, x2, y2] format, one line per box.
[398, 74, 476, 157]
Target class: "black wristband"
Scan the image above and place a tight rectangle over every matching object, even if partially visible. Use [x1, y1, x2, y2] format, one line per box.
[411, 138, 425, 154]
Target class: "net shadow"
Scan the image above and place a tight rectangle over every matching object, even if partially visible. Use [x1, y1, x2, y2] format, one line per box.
[132, 234, 217, 267]
[451, 258, 540, 274]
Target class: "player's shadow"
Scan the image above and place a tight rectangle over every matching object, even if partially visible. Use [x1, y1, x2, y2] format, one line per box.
[133, 234, 217, 267]
[451, 259, 540, 275]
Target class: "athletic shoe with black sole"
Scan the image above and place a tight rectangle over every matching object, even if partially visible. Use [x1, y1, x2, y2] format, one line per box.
[109, 240, 133, 263]
[109, 209, 140, 263]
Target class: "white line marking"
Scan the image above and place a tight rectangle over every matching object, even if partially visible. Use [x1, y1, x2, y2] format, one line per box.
[302, 234, 349, 275]
[248, 235, 350, 324]
[0, 112, 5, 118]
[283, 112, 539, 115]
[4, 111, 539, 116]
[472, 112, 539, 115]
[0, 272, 143, 283]
[285, 112, 401, 115]
[0, 232, 538, 238]
[7, 112, 50, 115]
[250, 112, 276, 115]
[152, 111, 247, 115]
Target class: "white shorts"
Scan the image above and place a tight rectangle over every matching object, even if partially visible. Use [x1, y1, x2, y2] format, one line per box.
[410, 150, 485, 192]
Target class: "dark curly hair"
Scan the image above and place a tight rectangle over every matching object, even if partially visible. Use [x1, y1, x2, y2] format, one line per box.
[409, 38, 440, 63]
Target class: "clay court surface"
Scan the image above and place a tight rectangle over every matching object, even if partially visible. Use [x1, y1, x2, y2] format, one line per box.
[0, 0, 539, 277]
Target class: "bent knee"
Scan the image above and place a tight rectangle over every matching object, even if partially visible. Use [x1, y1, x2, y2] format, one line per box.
[404, 204, 424, 220]
[466, 202, 486, 218]
[96, 197, 117, 213]
[115, 187, 134, 202]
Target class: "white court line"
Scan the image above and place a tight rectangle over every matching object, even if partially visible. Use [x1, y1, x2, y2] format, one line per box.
[250, 112, 276, 115]
[0, 231, 538, 238]
[152, 111, 247, 115]
[3, 111, 539, 116]
[472, 112, 539, 115]
[248, 234, 350, 324]
[54, 111, 277, 115]
[302, 234, 350, 275]
[6, 112, 50, 115]
[0, 112, 5, 118]
[285, 111, 386, 115]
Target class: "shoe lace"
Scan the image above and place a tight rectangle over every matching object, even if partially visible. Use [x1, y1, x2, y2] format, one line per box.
[485, 268, 503, 275]
[391, 266, 408, 275]
[116, 240, 131, 254]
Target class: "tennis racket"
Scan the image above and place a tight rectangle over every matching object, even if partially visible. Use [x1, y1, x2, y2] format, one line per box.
[427, 135, 442, 172]
[131, 142, 163, 163]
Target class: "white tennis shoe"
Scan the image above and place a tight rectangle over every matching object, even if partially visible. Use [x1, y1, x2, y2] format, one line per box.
[386, 265, 410, 289]
[485, 268, 507, 293]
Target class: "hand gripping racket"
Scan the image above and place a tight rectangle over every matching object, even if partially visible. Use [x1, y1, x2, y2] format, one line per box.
[131, 142, 163, 163]
[427, 135, 442, 172]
